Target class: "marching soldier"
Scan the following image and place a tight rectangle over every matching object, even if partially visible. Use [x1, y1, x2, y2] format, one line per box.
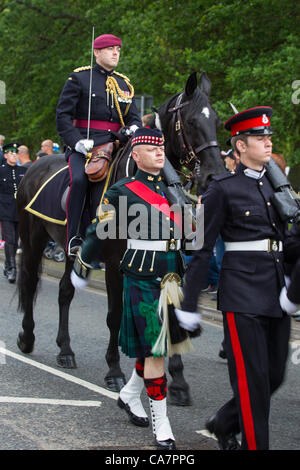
[56, 33, 142, 256]
[70, 127, 201, 450]
[175, 107, 291, 450]
[0, 143, 27, 283]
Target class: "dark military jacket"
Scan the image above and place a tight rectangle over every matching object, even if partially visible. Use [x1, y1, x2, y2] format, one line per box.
[80, 169, 186, 280]
[0, 162, 27, 221]
[284, 223, 300, 304]
[56, 63, 142, 149]
[181, 162, 288, 317]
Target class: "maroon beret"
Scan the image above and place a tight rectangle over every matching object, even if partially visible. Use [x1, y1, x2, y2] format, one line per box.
[93, 34, 122, 49]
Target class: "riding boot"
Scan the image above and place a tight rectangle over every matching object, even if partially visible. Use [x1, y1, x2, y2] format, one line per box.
[6, 243, 17, 283]
[118, 368, 149, 427]
[149, 397, 176, 450]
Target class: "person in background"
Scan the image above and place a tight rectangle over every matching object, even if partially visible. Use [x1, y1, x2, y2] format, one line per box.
[18, 145, 32, 167]
[41, 139, 54, 155]
[0, 143, 27, 282]
[0, 135, 5, 163]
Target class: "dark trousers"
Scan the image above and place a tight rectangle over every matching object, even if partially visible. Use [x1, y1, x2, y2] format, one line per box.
[1, 220, 18, 246]
[217, 312, 290, 450]
[1, 220, 18, 271]
[66, 151, 105, 249]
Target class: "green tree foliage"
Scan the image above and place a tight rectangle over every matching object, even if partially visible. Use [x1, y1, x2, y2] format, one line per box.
[0, 0, 299, 164]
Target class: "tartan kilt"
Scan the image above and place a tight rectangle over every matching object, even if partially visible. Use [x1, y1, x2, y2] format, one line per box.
[119, 275, 164, 358]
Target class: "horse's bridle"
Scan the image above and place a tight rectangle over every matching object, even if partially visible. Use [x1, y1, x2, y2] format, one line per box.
[167, 92, 219, 168]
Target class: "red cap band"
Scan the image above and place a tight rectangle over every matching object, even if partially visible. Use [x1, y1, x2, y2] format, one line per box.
[230, 114, 270, 136]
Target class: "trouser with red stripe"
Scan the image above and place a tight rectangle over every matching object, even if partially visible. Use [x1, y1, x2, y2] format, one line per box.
[218, 312, 290, 450]
[66, 151, 105, 249]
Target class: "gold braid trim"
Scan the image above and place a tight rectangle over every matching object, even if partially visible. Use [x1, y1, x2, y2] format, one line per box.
[106, 74, 134, 126]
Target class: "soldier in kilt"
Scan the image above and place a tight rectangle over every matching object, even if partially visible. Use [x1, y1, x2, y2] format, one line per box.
[71, 127, 201, 450]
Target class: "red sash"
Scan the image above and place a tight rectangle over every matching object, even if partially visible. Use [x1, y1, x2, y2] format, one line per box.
[124, 180, 182, 230]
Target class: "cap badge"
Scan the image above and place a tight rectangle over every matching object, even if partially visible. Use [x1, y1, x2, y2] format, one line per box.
[262, 114, 269, 124]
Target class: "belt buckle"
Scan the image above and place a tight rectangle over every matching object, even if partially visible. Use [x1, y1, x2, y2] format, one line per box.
[268, 239, 279, 252]
[166, 239, 176, 251]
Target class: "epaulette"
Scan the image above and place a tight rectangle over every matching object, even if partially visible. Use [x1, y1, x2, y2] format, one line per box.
[113, 71, 131, 82]
[213, 170, 237, 181]
[73, 66, 91, 73]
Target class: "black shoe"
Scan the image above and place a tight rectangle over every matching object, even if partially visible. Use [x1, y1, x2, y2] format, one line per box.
[155, 438, 176, 450]
[205, 414, 240, 450]
[117, 397, 149, 427]
[67, 236, 83, 257]
[219, 348, 227, 359]
[7, 267, 16, 283]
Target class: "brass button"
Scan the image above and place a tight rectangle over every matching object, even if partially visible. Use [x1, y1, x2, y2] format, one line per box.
[267, 202, 271, 206]
[245, 210, 250, 216]
[259, 181, 263, 186]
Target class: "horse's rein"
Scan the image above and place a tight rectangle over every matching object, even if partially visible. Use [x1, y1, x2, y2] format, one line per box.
[167, 92, 218, 168]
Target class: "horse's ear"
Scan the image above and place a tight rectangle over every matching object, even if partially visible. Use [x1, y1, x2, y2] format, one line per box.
[185, 72, 198, 97]
[200, 72, 211, 97]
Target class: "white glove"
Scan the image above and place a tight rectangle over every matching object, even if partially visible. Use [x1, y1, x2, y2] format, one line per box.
[279, 286, 300, 316]
[127, 125, 139, 136]
[175, 308, 201, 331]
[71, 270, 88, 290]
[75, 139, 94, 155]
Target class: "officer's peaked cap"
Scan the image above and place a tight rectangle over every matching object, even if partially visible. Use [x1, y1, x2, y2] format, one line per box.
[224, 106, 274, 140]
[93, 34, 122, 49]
[3, 142, 20, 154]
[131, 128, 164, 148]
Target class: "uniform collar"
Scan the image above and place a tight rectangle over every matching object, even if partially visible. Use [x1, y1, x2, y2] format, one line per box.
[135, 169, 163, 183]
[94, 63, 114, 76]
[236, 162, 266, 179]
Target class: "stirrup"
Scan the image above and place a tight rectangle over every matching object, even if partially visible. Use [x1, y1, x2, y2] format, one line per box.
[67, 236, 84, 257]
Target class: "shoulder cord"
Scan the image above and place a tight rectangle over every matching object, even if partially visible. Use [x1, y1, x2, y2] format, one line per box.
[105, 75, 134, 126]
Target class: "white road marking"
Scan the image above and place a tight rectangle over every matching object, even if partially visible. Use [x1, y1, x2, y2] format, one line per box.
[0, 346, 118, 401]
[0, 397, 102, 407]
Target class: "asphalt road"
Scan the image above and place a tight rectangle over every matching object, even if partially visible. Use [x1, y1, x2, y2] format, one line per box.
[0, 266, 299, 452]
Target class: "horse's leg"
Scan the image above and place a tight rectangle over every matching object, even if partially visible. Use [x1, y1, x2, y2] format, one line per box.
[168, 354, 192, 406]
[104, 253, 126, 392]
[17, 222, 48, 354]
[56, 256, 77, 368]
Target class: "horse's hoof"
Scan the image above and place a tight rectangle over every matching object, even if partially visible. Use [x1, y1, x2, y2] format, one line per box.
[168, 388, 192, 406]
[17, 332, 35, 354]
[56, 354, 77, 369]
[105, 376, 126, 392]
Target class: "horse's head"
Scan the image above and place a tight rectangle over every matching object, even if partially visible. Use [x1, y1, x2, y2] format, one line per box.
[160, 71, 225, 191]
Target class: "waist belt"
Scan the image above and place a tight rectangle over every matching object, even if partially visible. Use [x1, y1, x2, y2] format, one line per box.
[224, 239, 283, 252]
[127, 239, 181, 252]
[73, 119, 121, 132]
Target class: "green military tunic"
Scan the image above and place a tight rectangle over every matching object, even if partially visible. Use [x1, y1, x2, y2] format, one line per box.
[79, 168, 188, 358]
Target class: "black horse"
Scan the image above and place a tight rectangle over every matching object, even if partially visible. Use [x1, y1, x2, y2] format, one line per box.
[16, 72, 224, 405]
